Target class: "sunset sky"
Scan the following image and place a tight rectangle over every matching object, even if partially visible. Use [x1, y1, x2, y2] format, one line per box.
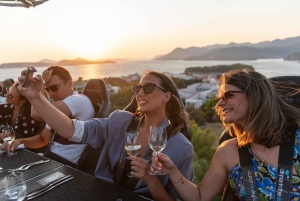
[0, 0, 300, 63]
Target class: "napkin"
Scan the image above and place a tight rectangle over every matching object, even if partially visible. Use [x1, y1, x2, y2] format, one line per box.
[0, 144, 25, 154]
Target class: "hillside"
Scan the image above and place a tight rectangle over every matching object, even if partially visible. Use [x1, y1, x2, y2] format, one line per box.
[155, 36, 300, 61]
[184, 63, 255, 75]
[284, 52, 300, 61]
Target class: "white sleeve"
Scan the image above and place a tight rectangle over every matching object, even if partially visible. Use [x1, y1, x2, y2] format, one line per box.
[62, 94, 94, 120]
[69, 119, 85, 142]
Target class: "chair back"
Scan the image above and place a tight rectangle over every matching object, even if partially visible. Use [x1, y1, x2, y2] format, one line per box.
[0, 79, 15, 97]
[123, 79, 192, 141]
[77, 79, 111, 175]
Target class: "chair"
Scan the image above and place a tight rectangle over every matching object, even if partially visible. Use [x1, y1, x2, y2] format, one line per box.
[123, 79, 192, 141]
[77, 79, 111, 175]
[0, 78, 15, 97]
[219, 75, 300, 201]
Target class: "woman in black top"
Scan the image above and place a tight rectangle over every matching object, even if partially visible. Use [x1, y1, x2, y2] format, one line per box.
[0, 83, 39, 139]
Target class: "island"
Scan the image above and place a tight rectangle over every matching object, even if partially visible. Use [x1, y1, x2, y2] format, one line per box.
[0, 57, 116, 68]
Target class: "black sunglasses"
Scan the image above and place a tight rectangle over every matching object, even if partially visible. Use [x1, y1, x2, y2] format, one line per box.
[132, 83, 167, 95]
[45, 81, 66, 92]
[217, 90, 244, 103]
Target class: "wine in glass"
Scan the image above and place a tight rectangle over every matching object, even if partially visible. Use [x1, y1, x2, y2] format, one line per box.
[148, 126, 167, 175]
[3, 171, 27, 201]
[2, 126, 17, 156]
[124, 131, 141, 177]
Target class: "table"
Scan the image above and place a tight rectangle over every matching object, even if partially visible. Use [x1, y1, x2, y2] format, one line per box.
[0, 149, 151, 201]
[0, 149, 63, 190]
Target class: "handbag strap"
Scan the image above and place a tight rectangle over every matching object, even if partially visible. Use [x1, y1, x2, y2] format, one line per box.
[239, 135, 295, 201]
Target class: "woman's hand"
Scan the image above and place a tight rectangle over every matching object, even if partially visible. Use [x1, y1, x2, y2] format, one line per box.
[128, 156, 156, 185]
[150, 153, 177, 175]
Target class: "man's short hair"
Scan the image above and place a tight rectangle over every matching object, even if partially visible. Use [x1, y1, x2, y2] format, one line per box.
[47, 66, 72, 81]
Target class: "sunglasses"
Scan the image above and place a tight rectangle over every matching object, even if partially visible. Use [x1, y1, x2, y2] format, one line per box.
[132, 83, 167, 95]
[45, 81, 66, 92]
[217, 90, 244, 103]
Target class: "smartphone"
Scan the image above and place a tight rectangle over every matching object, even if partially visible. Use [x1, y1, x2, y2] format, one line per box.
[22, 67, 37, 87]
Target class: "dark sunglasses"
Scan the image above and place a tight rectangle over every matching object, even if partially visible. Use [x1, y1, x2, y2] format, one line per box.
[217, 90, 244, 103]
[132, 83, 167, 95]
[45, 81, 66, 92]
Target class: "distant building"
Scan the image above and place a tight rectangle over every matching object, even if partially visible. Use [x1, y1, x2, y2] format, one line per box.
[121, 73, 140, 82]
[178, 82, 218, 109]
[164, 72, 194, 80]
[73, 80, 86, 94]
[106, 84, 120, 96]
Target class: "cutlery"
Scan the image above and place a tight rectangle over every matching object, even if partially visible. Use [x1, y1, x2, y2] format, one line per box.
[26, 175, 73, 200]
[14, 160, 50, 171]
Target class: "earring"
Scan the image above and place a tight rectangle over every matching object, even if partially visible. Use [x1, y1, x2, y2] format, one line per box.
[20, 103, 22, 106]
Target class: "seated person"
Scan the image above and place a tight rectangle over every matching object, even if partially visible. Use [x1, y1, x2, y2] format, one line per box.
[16, 70, 194, 200]
[150, 69, 300, 201]
[0, 79, 15, 104]
[0, 83, 40, 140]
[2, 66, 94, 165]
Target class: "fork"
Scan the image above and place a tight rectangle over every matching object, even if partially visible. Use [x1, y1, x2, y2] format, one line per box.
[14, 160, 50, 171]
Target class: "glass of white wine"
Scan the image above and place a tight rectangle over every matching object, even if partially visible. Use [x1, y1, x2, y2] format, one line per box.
[148, 126, 167, 175]
[3, 171, 27, 201]
[124, 131, 141, 178]
[2, 126, 17, 156]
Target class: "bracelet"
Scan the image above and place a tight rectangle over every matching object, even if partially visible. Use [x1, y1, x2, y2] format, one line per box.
[172, 174, 184, 185]
[148, 178, 159, 189]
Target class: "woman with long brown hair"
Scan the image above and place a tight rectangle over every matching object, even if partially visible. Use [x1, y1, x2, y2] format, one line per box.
[151, 69, 300, 201]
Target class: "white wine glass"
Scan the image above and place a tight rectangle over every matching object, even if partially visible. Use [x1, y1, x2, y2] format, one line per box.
[124, 131, 141, 178]
[2, 126, 17, 156]
[148, 126, 167, 175]
[3, 171, 27, 201]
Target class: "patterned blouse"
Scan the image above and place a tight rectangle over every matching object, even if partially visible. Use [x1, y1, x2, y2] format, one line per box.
[0, 104, 38, 139]
[228, 128, 300, 201]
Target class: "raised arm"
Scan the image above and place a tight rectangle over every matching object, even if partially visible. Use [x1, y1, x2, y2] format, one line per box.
[18, 74, 75, 139]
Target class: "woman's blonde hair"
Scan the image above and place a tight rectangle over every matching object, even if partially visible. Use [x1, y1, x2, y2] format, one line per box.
[136, 70, 190, 139]
[216, 69, 300, 147]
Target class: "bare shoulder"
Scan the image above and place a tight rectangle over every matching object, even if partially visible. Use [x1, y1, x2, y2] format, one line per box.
[214, 138, 239, 171]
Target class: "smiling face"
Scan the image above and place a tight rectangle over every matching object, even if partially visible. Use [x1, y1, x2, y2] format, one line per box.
[217, 84, 249, 126]
[135, 74, 171, 115]
[4, 85, 25, 106]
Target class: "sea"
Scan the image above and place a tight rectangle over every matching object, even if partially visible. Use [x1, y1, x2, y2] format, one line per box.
[1, 59, 299, 82]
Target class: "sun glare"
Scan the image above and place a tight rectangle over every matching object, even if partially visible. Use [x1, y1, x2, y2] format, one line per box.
[44, 1, 148, 60]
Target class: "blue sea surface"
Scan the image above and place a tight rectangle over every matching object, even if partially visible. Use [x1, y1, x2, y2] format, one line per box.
[1, 59, 299, 82]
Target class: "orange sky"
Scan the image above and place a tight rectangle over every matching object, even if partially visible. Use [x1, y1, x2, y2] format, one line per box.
[1, 0, 300, 63]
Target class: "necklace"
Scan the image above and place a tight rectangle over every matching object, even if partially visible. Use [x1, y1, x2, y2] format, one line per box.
[261, 147, 270, 163]
[251, 144, 270, 163]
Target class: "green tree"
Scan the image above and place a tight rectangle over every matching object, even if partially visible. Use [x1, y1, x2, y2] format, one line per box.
[109, 87, 133, 112]
[200, 97, 220, 123]
[190, 120, 216, 184]
[186, 106, 206, 126]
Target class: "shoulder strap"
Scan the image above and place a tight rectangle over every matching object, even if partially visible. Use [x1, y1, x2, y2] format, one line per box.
[113, 115, 141, 187]
[239, 135, 295, 201]
[238, 145, 260, 201]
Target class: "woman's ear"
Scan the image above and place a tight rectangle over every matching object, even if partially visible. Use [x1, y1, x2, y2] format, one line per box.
[163, 92, 172, 103]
